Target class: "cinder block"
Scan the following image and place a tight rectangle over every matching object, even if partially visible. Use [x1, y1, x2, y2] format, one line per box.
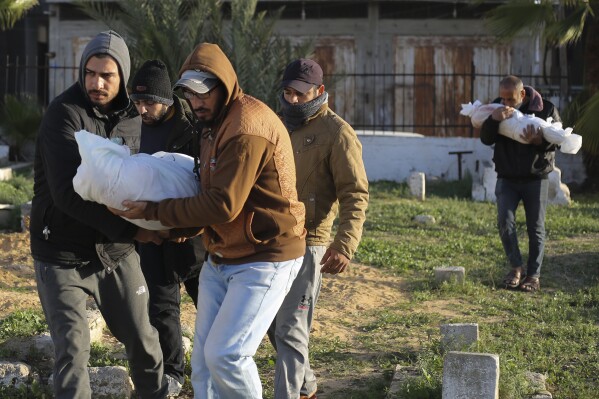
[440, 323, 479, 350]
[434, 266, 465, 285]
[442, 351, 499, 399]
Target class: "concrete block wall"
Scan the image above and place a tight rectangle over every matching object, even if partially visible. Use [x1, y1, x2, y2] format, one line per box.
[359, 133, 586, 186]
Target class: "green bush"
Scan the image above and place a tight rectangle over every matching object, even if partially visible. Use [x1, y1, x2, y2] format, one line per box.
[0, 175, 33, 205]
[0, 94, 42, 161]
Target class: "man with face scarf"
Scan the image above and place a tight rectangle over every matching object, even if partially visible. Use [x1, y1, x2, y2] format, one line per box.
[267, 58, 369, 399]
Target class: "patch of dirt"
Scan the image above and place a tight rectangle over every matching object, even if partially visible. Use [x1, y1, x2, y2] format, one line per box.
[0, 231, 38, 319]
[313, 263, 408, 342]
[0, 232, 414, 398]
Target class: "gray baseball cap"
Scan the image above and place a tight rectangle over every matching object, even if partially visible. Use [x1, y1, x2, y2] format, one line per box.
[174, 70, 219, 94]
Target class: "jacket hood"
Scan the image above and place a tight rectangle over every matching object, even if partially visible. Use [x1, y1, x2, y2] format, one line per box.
[79, 30, 131, 111]
[523, 85, 544, 112]
[178, 43, 243, 111]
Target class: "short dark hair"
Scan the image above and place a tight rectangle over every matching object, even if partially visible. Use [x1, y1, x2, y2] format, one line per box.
[499, 75, 524, 91]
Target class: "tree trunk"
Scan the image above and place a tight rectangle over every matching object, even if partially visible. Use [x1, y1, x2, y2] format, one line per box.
[582, 5, 599, 190]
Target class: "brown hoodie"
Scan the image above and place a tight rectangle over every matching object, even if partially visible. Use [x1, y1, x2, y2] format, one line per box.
[144, 43, 306, 264]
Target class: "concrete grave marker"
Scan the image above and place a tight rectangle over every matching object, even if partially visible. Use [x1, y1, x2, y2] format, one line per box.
[442, 351, 499, 399]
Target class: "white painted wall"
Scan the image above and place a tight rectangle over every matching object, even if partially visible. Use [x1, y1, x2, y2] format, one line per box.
[359, 132, 586, 186]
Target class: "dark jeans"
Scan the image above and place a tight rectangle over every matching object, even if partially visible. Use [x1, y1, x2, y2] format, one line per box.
[140, 243, 199, 384]
[495, 178, 549, 278]
[34, 254, 167, 399]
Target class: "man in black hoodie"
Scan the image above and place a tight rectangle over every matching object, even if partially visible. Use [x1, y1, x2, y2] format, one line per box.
[30, 31, 167, 398]
[130, 59, 204, 396]
[480, 75, 560, 293]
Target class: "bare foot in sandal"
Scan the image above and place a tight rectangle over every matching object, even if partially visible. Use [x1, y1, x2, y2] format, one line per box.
[503, 266, 524, 289]
[519, 276, 540, 292]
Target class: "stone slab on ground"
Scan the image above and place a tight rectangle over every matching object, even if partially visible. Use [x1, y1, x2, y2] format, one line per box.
[49, 366, 133, 398]
[0, 361, 31, 388]
[408, 172, 425, 201]
[440, 323, 479, 351]
[386, 365, 421, 398]
[434, 266, 465, 285]
[87, 309, 106, 343]
[525, 371, 552, 398]
[442, 351, 499, 399]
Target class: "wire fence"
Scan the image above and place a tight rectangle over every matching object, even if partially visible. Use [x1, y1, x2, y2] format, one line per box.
[1, 56, 582, 137]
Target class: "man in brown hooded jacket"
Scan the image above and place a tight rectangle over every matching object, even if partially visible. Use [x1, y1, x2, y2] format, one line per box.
[111, 43, 306, 399]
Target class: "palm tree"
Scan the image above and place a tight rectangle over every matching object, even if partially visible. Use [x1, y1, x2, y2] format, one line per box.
[484, 0, 599, 187]
[77, 0, 311, 109]
[0, 94, 43, 161]
[0, 0, 38, 31]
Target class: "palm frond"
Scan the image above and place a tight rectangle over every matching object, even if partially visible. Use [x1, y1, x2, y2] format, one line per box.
[77, 0, 312, 108]
[546, 2, 592, 45]
[484, 0, 555, 42]
[0, 0, 38, 31]
[576, 91, 599, 155]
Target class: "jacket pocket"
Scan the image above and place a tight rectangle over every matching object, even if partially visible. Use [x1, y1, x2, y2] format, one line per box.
[245, 210, 281, 244]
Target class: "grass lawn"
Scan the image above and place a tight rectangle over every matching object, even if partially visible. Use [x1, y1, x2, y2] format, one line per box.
[1, 178, 597, 398]
[256, 180, 599, 399]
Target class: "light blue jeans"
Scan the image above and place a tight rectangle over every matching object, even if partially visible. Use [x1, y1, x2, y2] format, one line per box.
[191, 255, 303, 399]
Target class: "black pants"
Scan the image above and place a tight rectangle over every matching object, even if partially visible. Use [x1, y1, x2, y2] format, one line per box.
[140, 243, 199, 383]
[35, 254, 167, 398]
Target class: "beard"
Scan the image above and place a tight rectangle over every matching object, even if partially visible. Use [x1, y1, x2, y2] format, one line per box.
[141, 106, 169, 125]
[88, 89, 111, 108]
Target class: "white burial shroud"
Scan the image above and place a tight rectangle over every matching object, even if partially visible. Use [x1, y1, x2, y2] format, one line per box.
[460, 100, 582, 154]
[73, 130, 199, 230]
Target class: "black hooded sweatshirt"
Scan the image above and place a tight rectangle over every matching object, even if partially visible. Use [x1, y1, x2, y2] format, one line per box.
[30, 30, 141, 269]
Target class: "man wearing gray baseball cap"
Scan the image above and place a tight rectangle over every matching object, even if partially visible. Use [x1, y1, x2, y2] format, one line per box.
[110, 42, 306, 399]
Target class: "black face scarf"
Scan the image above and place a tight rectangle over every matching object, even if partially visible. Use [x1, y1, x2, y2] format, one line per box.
[279, 92, 328, 132]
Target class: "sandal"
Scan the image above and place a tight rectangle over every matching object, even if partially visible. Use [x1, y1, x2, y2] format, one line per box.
[503, 267, 524, 289]
[519, 276, 540, 292]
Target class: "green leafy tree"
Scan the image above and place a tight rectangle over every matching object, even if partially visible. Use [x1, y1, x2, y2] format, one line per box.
[0, 94, 42, 161]
[77, 0, 311, 109]
[0, 0, 38, 31]
[484, 0, 599, 188]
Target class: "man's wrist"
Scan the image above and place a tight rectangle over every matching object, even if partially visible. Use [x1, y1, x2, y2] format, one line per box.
[144, 201, 160, 220]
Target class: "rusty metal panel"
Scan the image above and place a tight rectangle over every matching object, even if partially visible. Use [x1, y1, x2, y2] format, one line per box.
[414, 46, 435, 136]
[395, 46, 415, 133]
[313, 38, 356, 124]
[394, 36, 510, 137]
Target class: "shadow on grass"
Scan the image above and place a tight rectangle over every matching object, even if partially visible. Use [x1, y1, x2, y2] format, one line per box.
[542, 250, 599, 291]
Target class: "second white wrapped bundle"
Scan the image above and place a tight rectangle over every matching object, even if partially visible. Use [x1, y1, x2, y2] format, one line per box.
[73, 130, 200, 230]
[460, 100, 582, 154]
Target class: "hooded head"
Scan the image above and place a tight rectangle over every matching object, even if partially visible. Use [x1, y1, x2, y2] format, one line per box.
[79, 30, 131, 111]
[176, 43, 242, 124]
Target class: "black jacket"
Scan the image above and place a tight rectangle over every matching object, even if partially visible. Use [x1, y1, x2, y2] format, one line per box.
[480, 87, 560, 180]
[138, 95, 204, 283]
[30, 31, 141, 268]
